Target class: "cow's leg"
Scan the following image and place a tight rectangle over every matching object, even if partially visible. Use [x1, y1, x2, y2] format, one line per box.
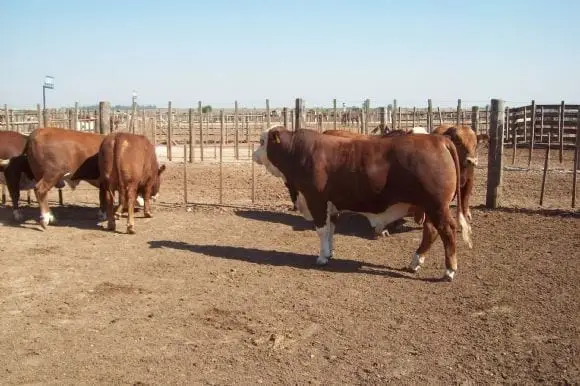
[285, 182, 298, 210]
[105, 185, 116, 231]
[97, 183, 107, 221]
[10, 187, 22, 222]
[143, 185, 153, 218]
[408, 219, 439, 273]
[33, 179, 55, 229]
[125, 185, 138, 234]
[114, 190, 126, 219]
[432, 208, 458, 281]
[461, 168, 475, 221]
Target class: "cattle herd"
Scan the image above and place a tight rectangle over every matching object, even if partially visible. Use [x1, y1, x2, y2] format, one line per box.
[0, 123, 488, 281]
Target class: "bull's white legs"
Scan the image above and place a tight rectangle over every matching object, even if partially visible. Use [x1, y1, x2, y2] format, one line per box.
[315, 224, 332, 266]
[408, 252, 425, 272]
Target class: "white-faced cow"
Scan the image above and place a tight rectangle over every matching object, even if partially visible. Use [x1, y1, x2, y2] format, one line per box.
[253, 126, 473, 281]
[98, 132, 166, 234]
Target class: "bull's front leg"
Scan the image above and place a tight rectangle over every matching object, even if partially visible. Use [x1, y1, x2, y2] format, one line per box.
[311, 200, 333, 266]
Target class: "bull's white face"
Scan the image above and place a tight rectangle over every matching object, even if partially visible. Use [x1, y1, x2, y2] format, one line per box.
[252, 129, 286, 182]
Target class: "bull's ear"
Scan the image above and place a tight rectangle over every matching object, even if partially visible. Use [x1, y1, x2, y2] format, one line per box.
[158, 164, 166, 175]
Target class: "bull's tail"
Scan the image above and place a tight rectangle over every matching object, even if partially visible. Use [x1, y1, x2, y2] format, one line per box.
[445, 139, 473, 249]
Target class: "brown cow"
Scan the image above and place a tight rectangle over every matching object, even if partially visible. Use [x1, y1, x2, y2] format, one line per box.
[253, 127, 473, 281]
[99, 132, 166, 234]
[431, 124, 488, 221]
[0, 131, 38, 221]
[0, 127, 147, 228]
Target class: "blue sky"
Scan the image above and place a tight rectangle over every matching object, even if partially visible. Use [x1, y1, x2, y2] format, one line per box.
[1, 0, 578, 109]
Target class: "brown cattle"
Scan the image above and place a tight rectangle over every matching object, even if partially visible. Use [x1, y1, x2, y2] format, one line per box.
[253, 127, 473, 281]
[99, 132, 166, 234]
[431, 124, 488, 221]
[0, 127, 147, 228]
[0, 131, 37, 221]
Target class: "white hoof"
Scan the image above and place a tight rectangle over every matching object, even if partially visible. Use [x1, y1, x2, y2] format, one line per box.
[13, 209, 23, 222]
[408, 252, 425, 272]
[444, 269, 456, 281]
[40, 212, 54, 228]
[316, 255, 329, 266]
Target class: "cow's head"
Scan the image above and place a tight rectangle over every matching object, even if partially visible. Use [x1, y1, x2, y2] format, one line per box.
[252, 125, 287, 181]
[151, 164, 167, 201]
[441, 127, 480, 167]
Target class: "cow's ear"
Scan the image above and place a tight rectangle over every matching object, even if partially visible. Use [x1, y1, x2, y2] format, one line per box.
[271, 130, 281, 144]
[158, 164, 166, 175]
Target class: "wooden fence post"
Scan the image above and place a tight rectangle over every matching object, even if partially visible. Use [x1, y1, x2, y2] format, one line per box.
[251, 143, 256, 203]
[246, 116, 250, 157]
[486, 98, 505, 208]
[234, 101, 239, 160]
[4, 105, 9, 130]
[392, 99, 397, 130]
[220, 110, 224, 205]
[67, 108, 73, 130]
[167, 101, 172, 161]
[73, 102, 79, 131]
[471, 106, 479, 132]
[266, 99, 271, 129]
[333, 99, 337, 130]
[198, 101, 204, 162]
[183, 143, 188, 207]
[572, 109, 579, 207]
[528, 100, 536, 167]
[456, 99, 462, 126]
[427, 99, 433, 132]
[36, 104, 42, 128]
[98, 101, 110, 135]
[379, 107, 386, 133]
[295, 98, 303, 130]
[559, 100, 565, 163]
[438, 107, 443, 125]
[282, 107, 288, 130]
[510, 106, 517, 164]
[188, 108, 194, 163]
[540, 113, 551, 206]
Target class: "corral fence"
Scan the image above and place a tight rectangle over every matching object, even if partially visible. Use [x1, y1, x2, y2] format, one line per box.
[1, 98, 579, 209]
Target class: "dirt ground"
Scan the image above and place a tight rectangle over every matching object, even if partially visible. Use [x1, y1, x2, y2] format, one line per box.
[0, 146, 579, 384]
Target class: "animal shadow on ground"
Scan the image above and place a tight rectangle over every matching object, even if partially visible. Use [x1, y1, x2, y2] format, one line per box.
[233, 209, 420, 239]
[472, 204, 580, 219]
[148, 240, 443, 282]
[0, 205, 106, 231]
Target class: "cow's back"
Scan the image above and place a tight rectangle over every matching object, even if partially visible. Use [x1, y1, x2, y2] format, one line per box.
[27, 127, 104, 179]
[0, 131, 28, 159]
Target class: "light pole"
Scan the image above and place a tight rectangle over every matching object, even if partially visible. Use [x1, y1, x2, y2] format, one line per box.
[42, 75, 54, 126]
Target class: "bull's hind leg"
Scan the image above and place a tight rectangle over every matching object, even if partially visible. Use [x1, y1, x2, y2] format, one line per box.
[104, 184, 116, 231]
[125, 185, 138, 234]
[408, 219, 439, 273]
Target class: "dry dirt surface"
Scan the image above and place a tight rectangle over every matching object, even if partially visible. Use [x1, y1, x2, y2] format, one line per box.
[0, 147, 579, 384]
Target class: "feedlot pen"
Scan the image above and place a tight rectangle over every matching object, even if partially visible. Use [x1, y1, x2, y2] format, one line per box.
[0, 147, 578, 384]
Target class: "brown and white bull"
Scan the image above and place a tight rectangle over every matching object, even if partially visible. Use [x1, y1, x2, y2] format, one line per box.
[98, 132, 166, 234]
[253, 127, 473, 281]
